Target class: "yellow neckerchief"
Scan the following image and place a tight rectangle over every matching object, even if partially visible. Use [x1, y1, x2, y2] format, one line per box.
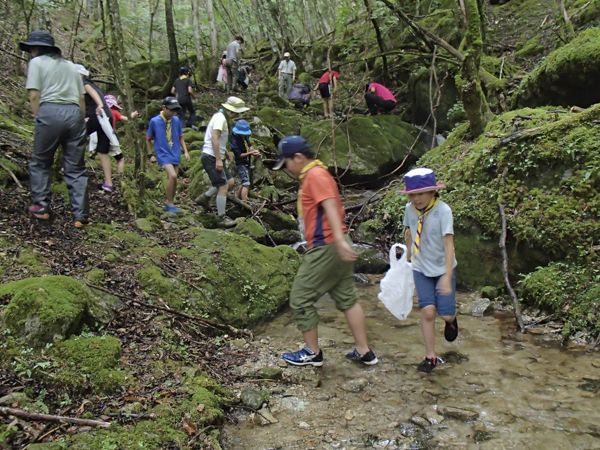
[180, 75, 188, 80]
[297, 160, 327, 220]
[160, 111, 172, 147]
[412, 196, 439, 259]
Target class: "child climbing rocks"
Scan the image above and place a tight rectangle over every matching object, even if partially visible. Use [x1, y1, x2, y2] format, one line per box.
[401, 168, 458, 373]
[274, 135, 377, 367]
[195, 97, 250, 228]
[89, 94, 139, 175]
[146, 96, 190, 214]
[229, 119, 260, 201]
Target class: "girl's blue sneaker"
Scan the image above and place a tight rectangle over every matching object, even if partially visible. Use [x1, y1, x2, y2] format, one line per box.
[164, 205, 182, 214]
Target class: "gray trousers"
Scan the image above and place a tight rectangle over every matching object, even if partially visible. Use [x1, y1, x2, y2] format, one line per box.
[279, 73, 293, 98]
[225, 59, 238, 92]
[30, 103, 89, 219]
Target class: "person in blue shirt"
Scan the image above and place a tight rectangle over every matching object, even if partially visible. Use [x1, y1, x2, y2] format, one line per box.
[229, 119, 260, 201]
[146, 97, 190, 213]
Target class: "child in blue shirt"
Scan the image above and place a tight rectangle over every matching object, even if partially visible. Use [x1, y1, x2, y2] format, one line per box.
[147, 96, 190, 213]
[401, 168, 458, 374]
[229, 119, 260, 201]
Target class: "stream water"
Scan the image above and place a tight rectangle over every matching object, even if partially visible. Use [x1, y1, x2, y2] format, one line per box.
[222, 282, 600, 449]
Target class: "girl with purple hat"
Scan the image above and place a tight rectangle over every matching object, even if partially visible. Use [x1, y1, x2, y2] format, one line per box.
[229, 119, 260, 201]
[400, 168, 458, 373]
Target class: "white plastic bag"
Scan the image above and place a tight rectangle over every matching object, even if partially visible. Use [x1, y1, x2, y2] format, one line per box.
[377, 243, 414, 320]
[99, 110, 120, 147]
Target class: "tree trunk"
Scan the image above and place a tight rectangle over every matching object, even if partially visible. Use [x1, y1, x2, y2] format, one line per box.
[363, 0, 389, 81]
[205, 0, 219, 60]
[162, 0, 179, 97]
[255, 0, 280, 54]
[105, 0, 144, 174]
[191, 0, 205, 69]
[301, 0, 314, 42]
[459, 0, 492, 137]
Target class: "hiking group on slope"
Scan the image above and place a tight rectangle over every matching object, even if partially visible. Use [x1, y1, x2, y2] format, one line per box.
[20, 29, 457, 377]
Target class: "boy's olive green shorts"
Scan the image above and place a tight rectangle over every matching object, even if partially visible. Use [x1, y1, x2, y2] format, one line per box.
[290, 237, 357, 332]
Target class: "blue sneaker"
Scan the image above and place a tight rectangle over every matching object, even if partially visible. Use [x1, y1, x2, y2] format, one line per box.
[282, 347, 323, 367]
[164, 205, 182, 214]
[345, 349, 378, 365]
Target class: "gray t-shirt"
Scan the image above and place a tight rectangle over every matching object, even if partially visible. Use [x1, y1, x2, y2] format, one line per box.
[278, 60, 297, 74]
[226, 40, 241, 61]
[26, 55, 84, 106]
[403, 200, 457, 277]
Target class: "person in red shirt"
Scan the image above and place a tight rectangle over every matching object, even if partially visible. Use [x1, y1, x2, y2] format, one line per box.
[315, 68, 340, 119]
[365, 82, 397, 116]
[103, 95, 139, 172]
[273, 135, 377, 367]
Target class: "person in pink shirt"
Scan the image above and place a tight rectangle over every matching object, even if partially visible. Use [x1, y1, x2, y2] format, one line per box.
[365, 82, 397, 116]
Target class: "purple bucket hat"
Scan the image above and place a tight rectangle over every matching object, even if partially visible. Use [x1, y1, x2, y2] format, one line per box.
[398, 168, 445, 193]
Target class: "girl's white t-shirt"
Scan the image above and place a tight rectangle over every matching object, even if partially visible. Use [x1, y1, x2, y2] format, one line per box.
[202, 112, 228, 158]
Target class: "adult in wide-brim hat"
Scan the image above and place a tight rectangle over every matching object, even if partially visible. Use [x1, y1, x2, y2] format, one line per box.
[23, 29, 89, 227]
[398, 168, 445, 194]
[221, 96, 250, 113]
[20, 30, 61, 54]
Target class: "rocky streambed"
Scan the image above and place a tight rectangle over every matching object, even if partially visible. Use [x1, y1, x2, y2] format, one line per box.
[222, 282, 600, 449]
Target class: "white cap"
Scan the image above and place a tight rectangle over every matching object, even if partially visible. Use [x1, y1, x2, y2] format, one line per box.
[74, 64, 89, 77]
[283, 52, 290, 57]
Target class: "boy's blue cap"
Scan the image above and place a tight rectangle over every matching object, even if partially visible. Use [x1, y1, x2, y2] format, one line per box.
[232, 119, 251, 135]
[163, 96, 181, 110]
[273, 135, 311, 171]
[399, 168, 445, 193]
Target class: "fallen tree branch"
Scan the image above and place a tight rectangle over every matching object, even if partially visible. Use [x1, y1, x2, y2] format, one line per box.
[0, 407, 111, 428]
[86, 283, 247, 336]
[0, 162, 23, 188]
[498, 201, 525, 333]
[0, 47, 28, 61]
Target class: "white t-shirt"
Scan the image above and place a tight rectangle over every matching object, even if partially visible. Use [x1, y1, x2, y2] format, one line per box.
[202, 111, 228, 158]
[403, 200, 457, 277]
[278, 60, 297, 74]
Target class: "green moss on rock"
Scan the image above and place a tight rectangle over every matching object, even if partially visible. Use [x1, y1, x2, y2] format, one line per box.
[301, 115, 428, 181]
[1, 276, 120, 347]
[232, 218, 268, 244]
[514, 28, 600, 108]
[49, 335, 132, 395]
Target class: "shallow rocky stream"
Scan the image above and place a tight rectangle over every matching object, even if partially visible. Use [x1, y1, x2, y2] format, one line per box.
[222, 282, 600, 449]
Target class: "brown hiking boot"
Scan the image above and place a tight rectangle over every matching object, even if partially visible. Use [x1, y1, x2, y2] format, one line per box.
[217, 215, 236, 228]
[195, 193, 210, 208]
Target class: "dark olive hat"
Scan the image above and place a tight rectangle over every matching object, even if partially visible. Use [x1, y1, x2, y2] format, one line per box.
[20, 30, 61, 53]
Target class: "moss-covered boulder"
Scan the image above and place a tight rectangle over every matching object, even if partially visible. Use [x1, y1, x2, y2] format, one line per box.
[1, 276, 121, 347]
[373, 105, 600, 332]
[514, 28, 600, 108]
[257, 90, 289, 108]
[48, 335, 132, 395]
[271, 229, 302, 245]
[355, 249, 389, 274]
[255, 106, 310, 137]
[409, 67, 460, 133]
[136, 229, 300, 327]
[232, 218, 268, 244]
[260, 209, 298, 231]
[301, 115, 429, 182]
